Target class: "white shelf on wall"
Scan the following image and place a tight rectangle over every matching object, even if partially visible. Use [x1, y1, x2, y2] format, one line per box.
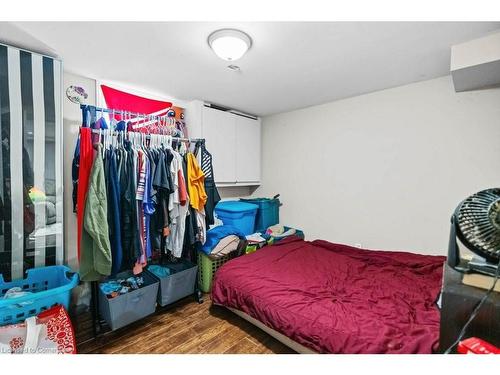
[217, 182, 261, 188]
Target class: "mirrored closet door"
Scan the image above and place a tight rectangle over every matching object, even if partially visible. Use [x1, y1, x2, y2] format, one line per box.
[0, 43, 63, 281]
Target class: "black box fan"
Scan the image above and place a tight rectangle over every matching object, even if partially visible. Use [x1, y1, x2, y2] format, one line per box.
[448, 188, 500, 275]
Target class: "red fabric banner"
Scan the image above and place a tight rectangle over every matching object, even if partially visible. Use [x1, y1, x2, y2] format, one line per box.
[101, 84, 172, 121]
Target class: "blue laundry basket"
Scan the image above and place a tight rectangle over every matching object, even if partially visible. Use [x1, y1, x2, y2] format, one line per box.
[0, 265, 79, 326]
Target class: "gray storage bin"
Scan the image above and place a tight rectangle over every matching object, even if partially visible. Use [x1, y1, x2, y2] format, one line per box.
[98, 271, 159, 331]
[147, 261, 198, 307]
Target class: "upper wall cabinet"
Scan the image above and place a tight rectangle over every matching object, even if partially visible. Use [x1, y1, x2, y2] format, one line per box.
[198, 105, 261, 186]
[235, 115, 261, 184]
[201, 107, 237, 184]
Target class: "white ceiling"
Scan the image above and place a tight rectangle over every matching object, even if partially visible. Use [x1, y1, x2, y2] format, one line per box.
[9, 22, 500, 116]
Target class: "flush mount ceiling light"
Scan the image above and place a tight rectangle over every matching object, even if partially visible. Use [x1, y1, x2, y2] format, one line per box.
[208, 29, 252, 61]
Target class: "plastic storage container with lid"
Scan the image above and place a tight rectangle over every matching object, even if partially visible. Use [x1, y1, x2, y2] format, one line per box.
[214, 201, 259, 235]
[240, 195, 281, 233]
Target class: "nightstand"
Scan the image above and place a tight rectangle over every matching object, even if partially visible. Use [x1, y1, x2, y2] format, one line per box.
[438, 265, 500, 353]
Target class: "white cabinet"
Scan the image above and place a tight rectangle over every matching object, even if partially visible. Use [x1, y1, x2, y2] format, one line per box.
[200, 106, 261, 186]
[201, 107, 237, 184]
[235, 115, 261, 183]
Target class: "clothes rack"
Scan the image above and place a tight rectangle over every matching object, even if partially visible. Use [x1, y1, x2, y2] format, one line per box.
[89, 128, 205, 145]
[80, 104, 204, 144]
[77, 104, 207, 341]
[80, 104, 178, 124]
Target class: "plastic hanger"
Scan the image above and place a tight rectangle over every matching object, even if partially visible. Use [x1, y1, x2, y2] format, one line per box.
[102, 127, 107, 150]
[110, 109, 116, 131]
[104, 127, 108, 150]
[107, 128, 111, 150]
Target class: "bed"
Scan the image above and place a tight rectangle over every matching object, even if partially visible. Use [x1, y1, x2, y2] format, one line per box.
[211, 237, 446, 354]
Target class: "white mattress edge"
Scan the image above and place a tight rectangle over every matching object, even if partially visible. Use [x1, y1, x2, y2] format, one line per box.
[225, 306, 318, 354]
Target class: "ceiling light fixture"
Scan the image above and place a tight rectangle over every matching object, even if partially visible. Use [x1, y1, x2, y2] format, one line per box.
[208, 29, 252, 62]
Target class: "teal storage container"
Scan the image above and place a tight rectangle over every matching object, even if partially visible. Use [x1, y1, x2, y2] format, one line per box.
[241, 195, 281, 233]
[214, 201, 259, 235]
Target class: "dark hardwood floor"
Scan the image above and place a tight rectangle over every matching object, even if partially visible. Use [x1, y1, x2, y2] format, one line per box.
[75, 296, 295, 354]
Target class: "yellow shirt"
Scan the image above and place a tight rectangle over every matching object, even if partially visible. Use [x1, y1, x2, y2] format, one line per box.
[186, 153, 207, 210]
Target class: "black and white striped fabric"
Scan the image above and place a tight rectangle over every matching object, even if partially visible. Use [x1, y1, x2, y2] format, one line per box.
[200, 144, 214, 179]
[0, 44, 63, 281]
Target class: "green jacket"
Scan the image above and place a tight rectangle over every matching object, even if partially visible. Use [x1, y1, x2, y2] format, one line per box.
[80, 145, 112, 282]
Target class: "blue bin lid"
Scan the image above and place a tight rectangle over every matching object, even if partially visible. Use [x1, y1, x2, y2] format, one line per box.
[215, 200, 258, 213]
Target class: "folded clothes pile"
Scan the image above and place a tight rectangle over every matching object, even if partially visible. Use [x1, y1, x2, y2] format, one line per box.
[201, 225, 245, 259]
[245, 233, 268, 249]
[1, 287, 33, 308]
[244, 225, 297, 245]
[147, 265, 171, 278]
[265, 224, 296, 239]
[100, 276, 145, 299]
[1, 287, 32, 300]
[245, 233, 267, 243]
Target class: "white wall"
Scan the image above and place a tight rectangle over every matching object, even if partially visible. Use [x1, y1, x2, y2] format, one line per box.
[255, 76, 500, 255]
[62, 72, 96, 270]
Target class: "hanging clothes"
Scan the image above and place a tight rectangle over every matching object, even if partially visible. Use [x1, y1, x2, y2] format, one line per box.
[120, 141, 139, 270]
[134, 149, 148, 273]
[186, 152, 208, 245]
[80, 144, 112, 282]
[71, 137, 80, 213]
[195, 209, 207, 245]
[151, 147, 172, 254]
[75, 105, 214, 274]
[73, 106, 109, 212]
[104, 148, 123, 276]
[200, 143, 221, 227]
[178, 161, 188, 206]
[186, 152, 207, 211]
[72, 106, 91, 214]
[76, 127, 93, 260]
[166, 150, 189, 257]
[182, 154, 197, 251]
[142, 152, 154, 259]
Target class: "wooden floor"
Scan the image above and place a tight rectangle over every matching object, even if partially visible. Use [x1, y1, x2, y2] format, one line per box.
[75, 296, 295, 354]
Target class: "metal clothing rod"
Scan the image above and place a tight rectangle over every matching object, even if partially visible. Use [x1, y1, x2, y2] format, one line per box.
[80, 104, 178, 121]
[81, 104, 204, 143]
[89, 128, 204, 143]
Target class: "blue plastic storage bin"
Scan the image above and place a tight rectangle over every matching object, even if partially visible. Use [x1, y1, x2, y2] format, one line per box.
[215, 201, 259, 235]
[240, 196, 281, 233]
[0, 265, 79, 326]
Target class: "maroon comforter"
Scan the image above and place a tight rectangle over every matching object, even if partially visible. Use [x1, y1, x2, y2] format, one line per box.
[212, 237, 445, 354]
